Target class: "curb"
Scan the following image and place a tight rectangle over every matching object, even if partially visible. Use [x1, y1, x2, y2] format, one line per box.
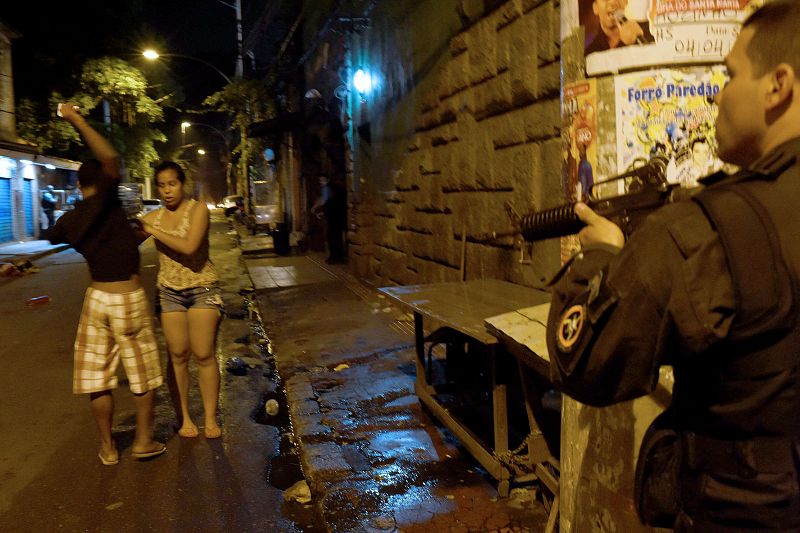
[0, 243, 71, 265]
[27, 244, 71, 262]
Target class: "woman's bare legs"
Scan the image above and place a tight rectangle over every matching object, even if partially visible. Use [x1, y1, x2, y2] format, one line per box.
[161, 311, 197, 437]
[188, 307, 222, 437]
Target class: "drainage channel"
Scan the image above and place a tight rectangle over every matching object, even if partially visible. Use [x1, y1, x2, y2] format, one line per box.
[238, 293, 321, 530]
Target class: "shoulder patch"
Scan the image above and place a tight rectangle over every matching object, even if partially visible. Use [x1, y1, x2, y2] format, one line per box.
[556, 304, 586, 353]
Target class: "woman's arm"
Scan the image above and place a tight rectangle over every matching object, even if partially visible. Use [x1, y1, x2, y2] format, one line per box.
[143, 202, 210, 255]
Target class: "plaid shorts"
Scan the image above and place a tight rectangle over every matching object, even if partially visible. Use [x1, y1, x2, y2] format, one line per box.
[73, 287, 163, 395]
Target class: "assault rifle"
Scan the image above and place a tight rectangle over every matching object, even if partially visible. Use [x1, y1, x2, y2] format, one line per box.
[515, 155, 699, 242]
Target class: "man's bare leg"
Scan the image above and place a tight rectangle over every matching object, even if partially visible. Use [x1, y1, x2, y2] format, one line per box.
[131, 389, 165, 457]
[89, 390, 118, 464]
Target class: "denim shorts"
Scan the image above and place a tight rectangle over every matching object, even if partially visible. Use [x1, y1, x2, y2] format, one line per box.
[158, 284, 224, 314]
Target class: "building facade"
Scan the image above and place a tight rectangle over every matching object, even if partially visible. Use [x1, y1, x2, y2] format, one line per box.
[0, 19, 79, 244]
[292, 0, 562, 287]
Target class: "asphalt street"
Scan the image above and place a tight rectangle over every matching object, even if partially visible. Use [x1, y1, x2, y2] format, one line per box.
[0, 215, 322, 532]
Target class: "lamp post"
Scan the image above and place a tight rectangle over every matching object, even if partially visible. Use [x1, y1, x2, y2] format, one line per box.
[142, 49, 232, 84]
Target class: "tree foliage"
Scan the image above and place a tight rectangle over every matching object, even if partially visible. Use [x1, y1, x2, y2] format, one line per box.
[15, 56, 166, 180]
[203, 78, 277, 194]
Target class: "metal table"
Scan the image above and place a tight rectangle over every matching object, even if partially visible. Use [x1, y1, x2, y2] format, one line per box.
[380, 279, 551, 496]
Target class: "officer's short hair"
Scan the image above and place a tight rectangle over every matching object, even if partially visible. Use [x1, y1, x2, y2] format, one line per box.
[743, 0, 800, 77]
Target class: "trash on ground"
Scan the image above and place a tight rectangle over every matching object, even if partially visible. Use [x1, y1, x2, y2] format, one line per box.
[225, 357, 248, 375]
[507, 487, 537, 509]
[26, 295, 51, 306]
[226, 307, 247, 320]
[265, 399, 280, 416]
[239, 355, 263, 368]
[283, 479, 312, 503]
[0, 263, 20, 277]
[2, 259, 39, 277]
[333, 363, 349, 372]
[14, 259, 35, 271]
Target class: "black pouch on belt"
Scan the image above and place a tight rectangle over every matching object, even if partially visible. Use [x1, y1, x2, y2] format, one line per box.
[634, 409, 681, 528]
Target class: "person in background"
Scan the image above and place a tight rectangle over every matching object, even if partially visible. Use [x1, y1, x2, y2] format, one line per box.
[41, 184, 57, 229]
[141, 161, 224, 439]
[311, 174, 347, 264]
[46, 102, 165, 465]
[547, 2, 800, 529]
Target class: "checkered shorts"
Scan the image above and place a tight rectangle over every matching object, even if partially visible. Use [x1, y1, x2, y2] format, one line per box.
[73, 287, 163, 395]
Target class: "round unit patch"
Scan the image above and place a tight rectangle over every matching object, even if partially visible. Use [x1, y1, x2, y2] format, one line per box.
[557, 304, 586, 352]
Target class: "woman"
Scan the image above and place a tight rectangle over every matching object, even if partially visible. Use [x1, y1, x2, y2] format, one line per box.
[142, 161, 223, 439]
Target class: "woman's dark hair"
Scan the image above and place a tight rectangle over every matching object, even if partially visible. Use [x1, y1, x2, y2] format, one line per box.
[154, 161, 186, 183]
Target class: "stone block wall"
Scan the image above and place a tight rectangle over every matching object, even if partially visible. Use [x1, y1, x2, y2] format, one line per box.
[348, 0, 562, 288]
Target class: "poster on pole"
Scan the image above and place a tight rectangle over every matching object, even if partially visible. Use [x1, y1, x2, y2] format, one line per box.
[614, 67, 727, 186]
[563, 80, 598, 202]
[561, 79, 598, 262]
[573, 0, 764, 76]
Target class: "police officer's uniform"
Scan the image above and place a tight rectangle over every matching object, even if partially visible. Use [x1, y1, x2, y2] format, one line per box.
[547, 138, 800, 531]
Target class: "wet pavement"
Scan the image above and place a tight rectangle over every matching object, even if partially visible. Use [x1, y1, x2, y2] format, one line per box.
[0, 218, 322, 532]
[243, 230, 549, 531]
[1, 218, 550, 532]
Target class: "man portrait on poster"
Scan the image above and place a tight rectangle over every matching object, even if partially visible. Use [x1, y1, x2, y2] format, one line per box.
[582, 0, 655, 55]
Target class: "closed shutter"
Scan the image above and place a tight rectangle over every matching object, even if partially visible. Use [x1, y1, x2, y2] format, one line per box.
[0, 178, 11, 242]
[23, 179, 34, 237]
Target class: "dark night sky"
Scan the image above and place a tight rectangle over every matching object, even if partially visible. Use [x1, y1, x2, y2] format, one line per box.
[1, 0, 285, 199]
[2, 0, 248, 104]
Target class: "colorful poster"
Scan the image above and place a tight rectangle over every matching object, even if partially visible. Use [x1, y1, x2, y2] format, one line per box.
[562, 80, 598, 202]
[614, 67, 727, 187]
[581, 0, 763, 76]
[561, 80, 598, 262]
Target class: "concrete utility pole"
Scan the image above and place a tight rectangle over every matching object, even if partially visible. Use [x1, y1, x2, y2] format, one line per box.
[234, 0, 244, 78]
[217, 0, 244, 78]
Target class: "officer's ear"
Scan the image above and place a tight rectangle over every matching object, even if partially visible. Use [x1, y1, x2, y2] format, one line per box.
[765, 63, 795, 112]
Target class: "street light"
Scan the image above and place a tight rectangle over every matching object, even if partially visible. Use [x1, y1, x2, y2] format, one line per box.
[180, 121, 191, 145]
[142, 49, 232, 84]
[180, 121, 229, 140]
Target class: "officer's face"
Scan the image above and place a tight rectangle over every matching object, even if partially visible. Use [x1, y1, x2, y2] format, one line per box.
[714, 27, 769, 166]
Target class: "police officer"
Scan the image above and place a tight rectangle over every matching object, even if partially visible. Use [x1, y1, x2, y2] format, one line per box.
[41, 184, 57, 229]
[546, 1, 800, 530]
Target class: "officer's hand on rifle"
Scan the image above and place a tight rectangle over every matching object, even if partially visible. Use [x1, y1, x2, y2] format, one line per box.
[575, 202, 625, 249]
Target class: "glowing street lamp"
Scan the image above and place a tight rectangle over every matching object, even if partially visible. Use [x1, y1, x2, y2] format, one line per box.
[142, 49, 232, 84]
[197, 148, 206, 156]
[353, 68, 373, 94]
